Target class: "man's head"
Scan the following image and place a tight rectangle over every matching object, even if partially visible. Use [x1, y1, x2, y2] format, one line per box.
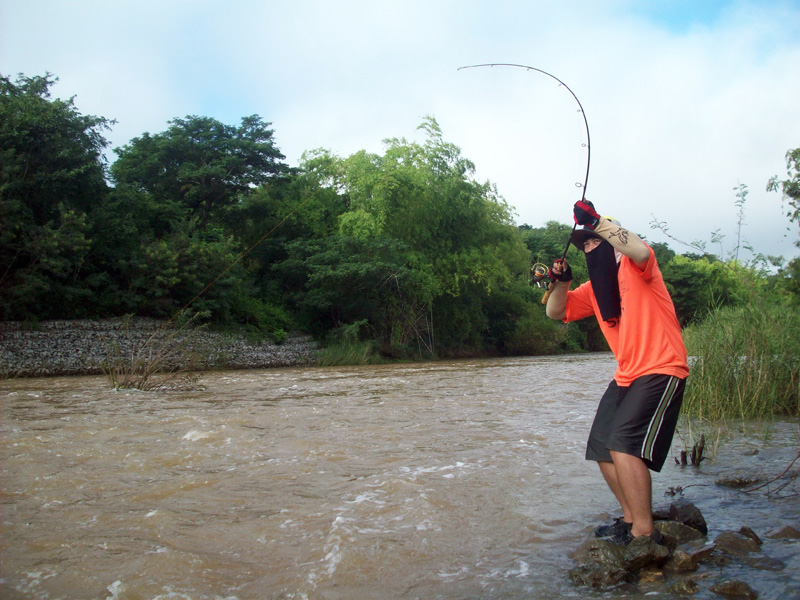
[570, 218, 622, 322]
[570, 217, 621, 253]
[583, 236, 602, 254]
[570, 228, 603, 253]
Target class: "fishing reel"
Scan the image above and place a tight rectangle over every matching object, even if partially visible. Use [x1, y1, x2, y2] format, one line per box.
[530, 263, 549, 288]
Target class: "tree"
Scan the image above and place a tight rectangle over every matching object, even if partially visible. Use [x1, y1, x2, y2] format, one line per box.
[0, 73, 112, 319]
[274, 118, 534, 356]
[769, 147, 800, 234]
[660, 254, 743, 325]
[111, 115, 289, 231]
[768, 147, 800, 302]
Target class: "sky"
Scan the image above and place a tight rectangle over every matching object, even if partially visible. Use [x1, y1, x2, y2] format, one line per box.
[2, 0, 799, 261]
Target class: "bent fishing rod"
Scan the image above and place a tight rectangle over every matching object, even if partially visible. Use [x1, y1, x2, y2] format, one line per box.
[458, 63, 591, 304]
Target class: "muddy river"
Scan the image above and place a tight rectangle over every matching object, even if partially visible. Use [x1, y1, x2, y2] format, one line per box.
[1, 354, 798, 599]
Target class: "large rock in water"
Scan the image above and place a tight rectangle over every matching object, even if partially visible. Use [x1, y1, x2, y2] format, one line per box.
[714, 531, 762, 556]
[766, 525, 800, 539]
[623, 536, 671, 572]
[656, 520, 705, 546]
[710, 579, 759, 599]
[569, 535, 671, 588]
[568, 538, 629, 588]
[669, 498, 708, 535]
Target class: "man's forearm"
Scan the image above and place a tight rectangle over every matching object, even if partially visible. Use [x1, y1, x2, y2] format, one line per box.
[592, 217, 649, 266]
[545, 280, 570, 320]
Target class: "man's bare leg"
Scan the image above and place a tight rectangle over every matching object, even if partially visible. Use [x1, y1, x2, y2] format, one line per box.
[609, 450, 654, 537]
[597, 460, 633, 525]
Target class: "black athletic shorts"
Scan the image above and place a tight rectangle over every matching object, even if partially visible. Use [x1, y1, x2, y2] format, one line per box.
[585, 374, 686, 472]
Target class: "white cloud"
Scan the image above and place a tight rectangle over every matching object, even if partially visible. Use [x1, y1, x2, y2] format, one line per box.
[1, 0, 798, 259]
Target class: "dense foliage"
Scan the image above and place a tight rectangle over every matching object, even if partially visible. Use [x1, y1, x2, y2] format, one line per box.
[2, 73, 799, 383]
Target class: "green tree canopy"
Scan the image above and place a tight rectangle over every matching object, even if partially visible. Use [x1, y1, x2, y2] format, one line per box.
[0, 73, 112, 319]
[276, 117, 532, 356]
[111, 114, 289, 231]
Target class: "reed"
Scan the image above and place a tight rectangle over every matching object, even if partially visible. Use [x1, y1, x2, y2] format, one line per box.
[682, 302, 800, 421]
[315, 341, 385, 367]
[102, 313, 205, 390]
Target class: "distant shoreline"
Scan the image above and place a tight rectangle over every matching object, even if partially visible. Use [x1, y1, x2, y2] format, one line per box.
[0, 319, 318, 378]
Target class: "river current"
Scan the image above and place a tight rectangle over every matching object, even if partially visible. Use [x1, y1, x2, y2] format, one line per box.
[1, 354, 798, 599]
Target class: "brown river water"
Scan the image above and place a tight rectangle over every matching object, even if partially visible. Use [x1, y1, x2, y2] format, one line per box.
[1, 354, 798, 599]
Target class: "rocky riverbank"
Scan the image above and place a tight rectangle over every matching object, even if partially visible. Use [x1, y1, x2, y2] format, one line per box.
[571, 498, 800, 597]
[0, 319, 319, 377]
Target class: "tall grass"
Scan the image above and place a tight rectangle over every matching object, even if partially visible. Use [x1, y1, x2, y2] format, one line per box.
[682, 302, 800, 421]
[315, 341, 385, 367]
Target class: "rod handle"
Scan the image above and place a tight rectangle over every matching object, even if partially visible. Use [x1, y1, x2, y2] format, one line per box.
[541, 280, 555, 305]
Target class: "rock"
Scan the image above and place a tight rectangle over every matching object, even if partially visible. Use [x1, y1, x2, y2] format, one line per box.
[682, 541, 717, 565]
[568, 563, 629, 589]
[653, 504, 672, 521]
[657, 520, 705, 546]
[715, 474, 762, 489]
[664, 549, 699, 573]
[766, 525, 800, 539]
[710, 579, 758, 599]
[669, 577, 699, 595]
[569, 538, 639, 589]
[569, 538, 626, 567]
[623, 535, 671, 572]
[741, 555, 785, 571]
[637, 567, 664, 584]
[714, 531, 761, 556]
[738, 526, 762, 546]
[669, 499, 708, 535]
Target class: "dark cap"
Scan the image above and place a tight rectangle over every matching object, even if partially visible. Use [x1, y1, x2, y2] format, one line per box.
[570, 226, 602, 252]
[569, 217, 621, 252]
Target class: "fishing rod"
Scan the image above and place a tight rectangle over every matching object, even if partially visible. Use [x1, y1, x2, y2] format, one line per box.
[457, 63, 591, 304]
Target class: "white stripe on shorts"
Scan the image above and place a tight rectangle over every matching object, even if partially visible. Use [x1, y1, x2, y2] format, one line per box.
[641, 376, 681, 462]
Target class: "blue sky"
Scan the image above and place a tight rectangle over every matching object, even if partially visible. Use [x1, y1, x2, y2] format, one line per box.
[629, 1, 728, 30]
[2, 0, 799, 260]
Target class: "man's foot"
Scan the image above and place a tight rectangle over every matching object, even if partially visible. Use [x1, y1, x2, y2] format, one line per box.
[594, 517, 632, 538]
[610, 526, 665, 547]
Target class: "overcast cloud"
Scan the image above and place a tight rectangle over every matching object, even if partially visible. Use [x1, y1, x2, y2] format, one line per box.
[2, 0, 799, 260]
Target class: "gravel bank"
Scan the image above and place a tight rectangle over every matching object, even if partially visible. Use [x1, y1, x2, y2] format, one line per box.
[0, 319, 319, 377]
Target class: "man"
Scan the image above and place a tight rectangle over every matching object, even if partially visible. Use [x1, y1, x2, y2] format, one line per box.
[546, 199, 689, 546]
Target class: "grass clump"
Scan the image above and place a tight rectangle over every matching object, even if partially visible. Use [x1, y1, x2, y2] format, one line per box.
[682, 302, 800, 421]
[102, 313, 205, 390]
[316, 341, 385, 367]
[315, 319, 386, 366]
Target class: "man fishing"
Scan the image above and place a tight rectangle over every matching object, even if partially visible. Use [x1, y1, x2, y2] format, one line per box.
[545, 199, 689, 546]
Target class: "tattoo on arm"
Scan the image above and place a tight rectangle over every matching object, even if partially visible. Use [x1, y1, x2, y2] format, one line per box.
[609, 227, 629, 245]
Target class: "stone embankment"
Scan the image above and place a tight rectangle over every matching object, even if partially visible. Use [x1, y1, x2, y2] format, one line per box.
[0, 319, 319, 377]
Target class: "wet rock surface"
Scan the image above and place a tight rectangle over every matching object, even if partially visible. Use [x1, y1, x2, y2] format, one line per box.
[767, 525, 800, 539]
[0, 319, 318, 376]
[710, 579, 759, 599]
[670, 497, 709, 535]
[570, 500, 799, 598]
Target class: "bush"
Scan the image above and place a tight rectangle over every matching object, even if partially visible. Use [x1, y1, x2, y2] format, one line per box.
[230, 295, 294, 338]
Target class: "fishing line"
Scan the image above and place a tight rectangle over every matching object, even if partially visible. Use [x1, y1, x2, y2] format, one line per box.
[174, 189, 321, 319]
[136, 188, 321, 357]
[458, 63, 591, 300]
